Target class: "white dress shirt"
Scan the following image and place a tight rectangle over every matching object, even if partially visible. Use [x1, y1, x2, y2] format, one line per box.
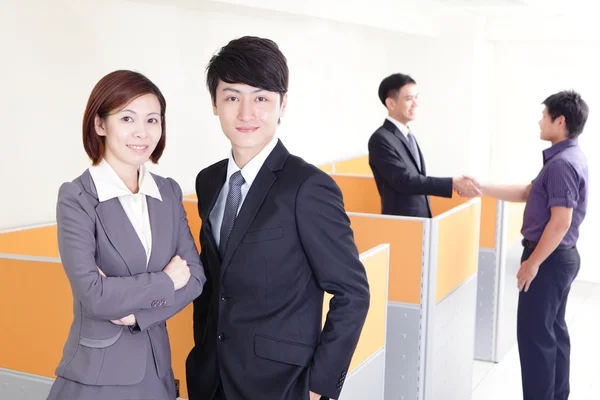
[88, 159, 162, 266]
[386, 116, 412, 139]
[209, 137, 278, 247]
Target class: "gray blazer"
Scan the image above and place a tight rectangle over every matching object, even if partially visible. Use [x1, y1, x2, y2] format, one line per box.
[53, 169, 205, 386]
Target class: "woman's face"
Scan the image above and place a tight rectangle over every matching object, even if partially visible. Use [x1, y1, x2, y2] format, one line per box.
[95, 93, 162, 170]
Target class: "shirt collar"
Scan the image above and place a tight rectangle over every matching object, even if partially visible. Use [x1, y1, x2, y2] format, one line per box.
[226, 136, 278, 187]
[386, 116, 411, 138]
[543, 138, 578, 163]
[88, 159, 162, 202]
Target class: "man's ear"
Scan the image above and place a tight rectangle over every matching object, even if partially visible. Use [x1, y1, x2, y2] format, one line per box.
[385, 97, 394, 111]
[557, 115, 569, 136]
[279, 93, 288, 117]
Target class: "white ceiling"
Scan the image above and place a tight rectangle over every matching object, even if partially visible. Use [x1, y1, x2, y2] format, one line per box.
[127, 0, 600, 39]
[423, 0, 527, 6]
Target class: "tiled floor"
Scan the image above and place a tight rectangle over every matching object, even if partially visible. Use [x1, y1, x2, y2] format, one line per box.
[471, 281, 600, 400]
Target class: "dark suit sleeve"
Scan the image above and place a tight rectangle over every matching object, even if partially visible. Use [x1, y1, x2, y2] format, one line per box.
[57, 183, 176, 321]
[133, 178, 207, 332]
[191, 170, 213, 345]
[296, 171, 370, 399]
[368, 132, 453, 197]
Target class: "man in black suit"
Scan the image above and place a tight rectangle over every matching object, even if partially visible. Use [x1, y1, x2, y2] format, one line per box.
[368, 73, 480, 218]
[186, 36, 370, 400]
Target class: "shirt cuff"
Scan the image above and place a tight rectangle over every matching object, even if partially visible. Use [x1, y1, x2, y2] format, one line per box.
[548, 196, 577, 209]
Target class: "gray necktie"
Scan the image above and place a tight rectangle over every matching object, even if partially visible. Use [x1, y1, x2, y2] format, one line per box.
[407, 131, 421, 171]
[219, 171, 245, 258]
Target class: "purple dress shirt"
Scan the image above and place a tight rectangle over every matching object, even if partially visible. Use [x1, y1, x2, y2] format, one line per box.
[521, 138, 588, 247]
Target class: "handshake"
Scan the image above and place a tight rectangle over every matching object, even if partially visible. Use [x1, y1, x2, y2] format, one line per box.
[452, 176, 483, 198]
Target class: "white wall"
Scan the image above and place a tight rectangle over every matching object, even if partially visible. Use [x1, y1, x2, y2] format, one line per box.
[4, 1, 596, 283]
[208, 0, 442, 36]
[0, 0, 482, 230]
[402, 15, 493, 180]
[2, 0, 476, 230]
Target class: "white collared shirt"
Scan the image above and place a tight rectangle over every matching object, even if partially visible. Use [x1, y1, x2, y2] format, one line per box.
[386, 116, 412, 139]
[209, 136, 278, 247]
[89, 159, 162, 266]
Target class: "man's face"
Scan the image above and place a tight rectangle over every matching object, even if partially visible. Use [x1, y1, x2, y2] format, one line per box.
[388, 83, 418, 125]
[213, 81, 287, 154]
[539, 106, 567, 143]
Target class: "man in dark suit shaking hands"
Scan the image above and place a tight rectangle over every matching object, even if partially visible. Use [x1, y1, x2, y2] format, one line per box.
[368, 73, 480, 218]
[185, 36, 370, 400]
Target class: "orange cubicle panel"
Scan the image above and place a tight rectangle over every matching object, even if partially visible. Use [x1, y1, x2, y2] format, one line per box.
[435, 201, 481, 302]
[0, 258, 71, 377]
[323, 245, 388, 372]
[350, 215, 424, 305]
[0, 225, 59, 258]
[334, 156, 371, 175]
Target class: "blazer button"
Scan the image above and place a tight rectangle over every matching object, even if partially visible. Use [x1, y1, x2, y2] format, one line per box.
[218, 333, 225, 341]
[221, 295, 230, 302]
[151, 300, 157, 307]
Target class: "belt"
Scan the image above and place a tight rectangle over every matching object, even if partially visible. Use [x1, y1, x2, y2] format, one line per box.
[522, 238, 574, 250]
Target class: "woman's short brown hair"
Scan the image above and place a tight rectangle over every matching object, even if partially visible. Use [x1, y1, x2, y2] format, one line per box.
[82, 70, 167, 165]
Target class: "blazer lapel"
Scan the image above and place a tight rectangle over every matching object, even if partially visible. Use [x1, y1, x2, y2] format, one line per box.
[204, 164, 227, 222]
[146, 178, 173, 272]
[383, 119, 422, 173]
[202, 163, 227, 256]
[96, 199, 147, 276]
[220, 140, 288, 276]
[417, 142, 427, 175]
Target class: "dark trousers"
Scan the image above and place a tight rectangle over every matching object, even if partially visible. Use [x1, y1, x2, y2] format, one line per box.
[518, 246, 580, 400]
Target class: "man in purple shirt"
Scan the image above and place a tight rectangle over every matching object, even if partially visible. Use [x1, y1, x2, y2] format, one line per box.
[471, 90, 589, 400]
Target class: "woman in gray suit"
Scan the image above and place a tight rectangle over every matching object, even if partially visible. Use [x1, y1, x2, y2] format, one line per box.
[46, 70, 206, 400]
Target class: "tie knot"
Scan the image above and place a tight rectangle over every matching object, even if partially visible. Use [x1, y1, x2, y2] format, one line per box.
[229, 171, 245, 187]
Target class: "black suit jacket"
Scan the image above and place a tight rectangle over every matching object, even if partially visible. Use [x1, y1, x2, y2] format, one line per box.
[368, 119, 453, 218]
[186, 140, 370, 400]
